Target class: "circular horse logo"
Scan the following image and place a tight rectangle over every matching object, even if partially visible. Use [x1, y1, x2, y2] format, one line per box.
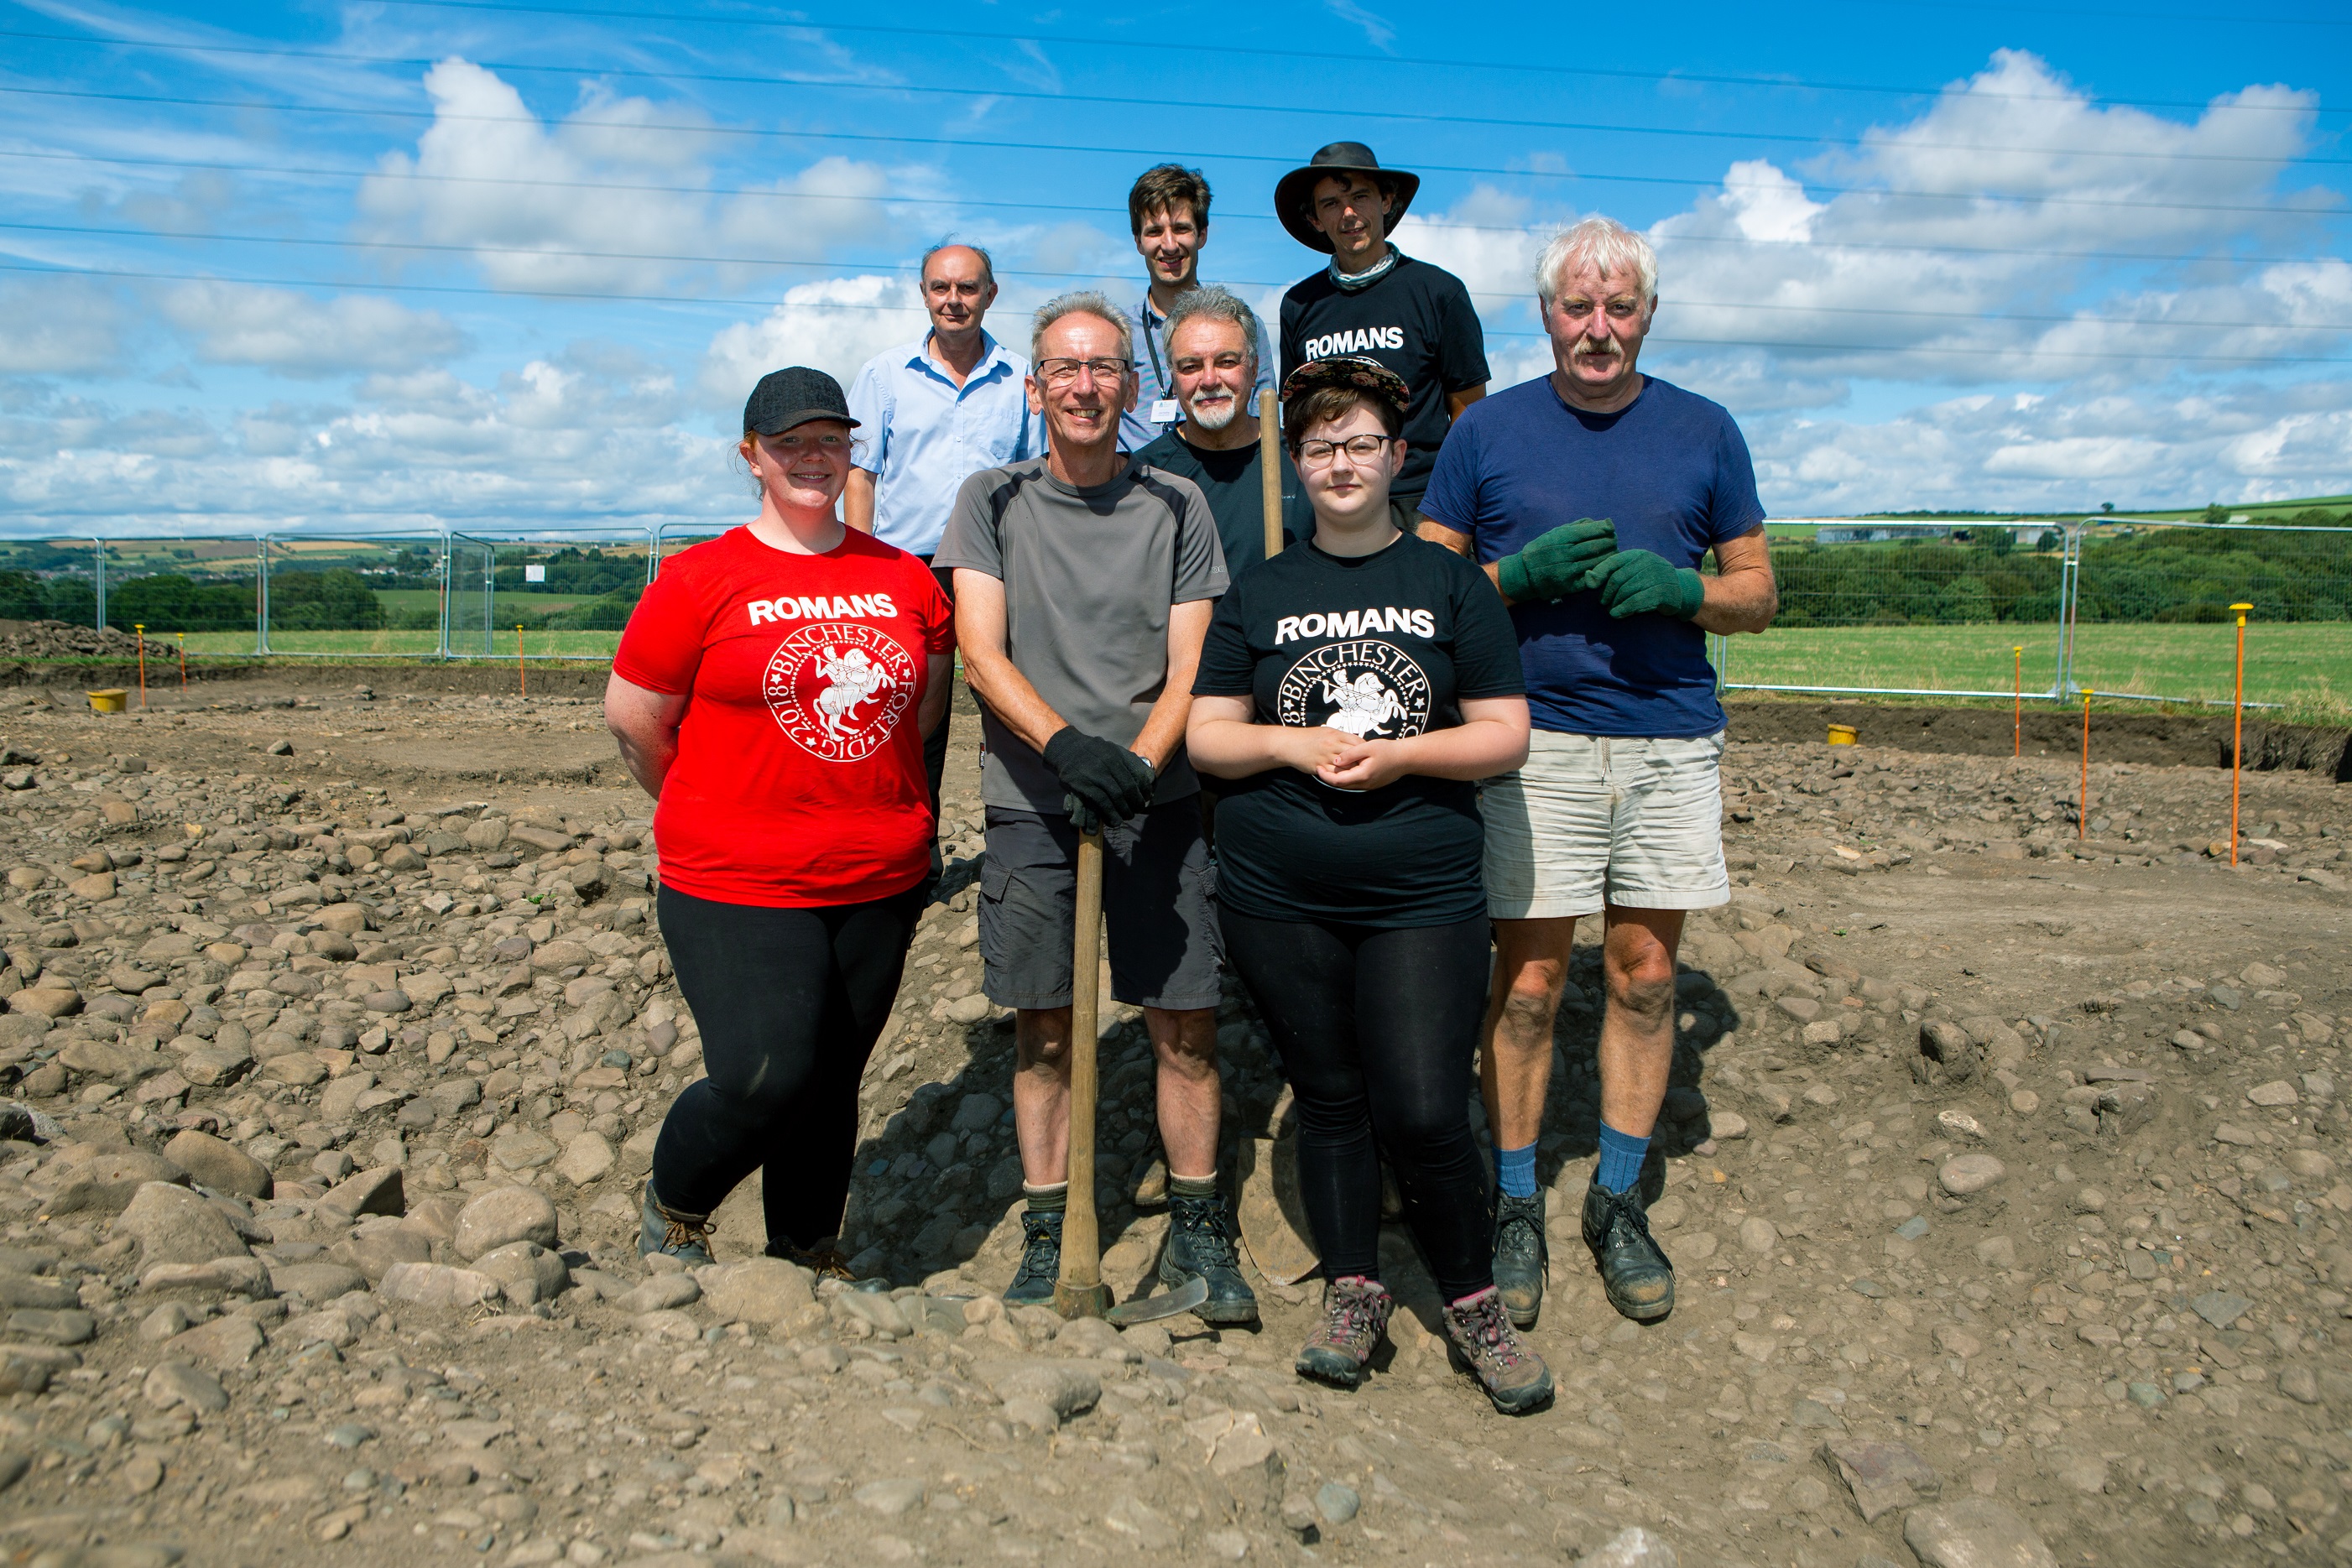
[1275, 639, 1432, 739]
[763, 622, 917, 762]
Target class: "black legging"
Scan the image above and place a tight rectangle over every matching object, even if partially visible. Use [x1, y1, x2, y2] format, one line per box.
[1221, 909, 1494, 1302]
[650, 880, 924, 1250]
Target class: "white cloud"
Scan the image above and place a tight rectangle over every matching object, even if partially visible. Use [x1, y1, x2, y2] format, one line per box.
[0, 277, 126, 376]
[1385, 49, 2349, 508]
[701, 275, 929, 409]
[1324, 0, 1396, 51]
[357, 59, 901, 294]
[158, 284, 468, 380]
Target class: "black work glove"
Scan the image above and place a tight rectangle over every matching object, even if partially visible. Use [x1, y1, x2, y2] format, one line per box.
[1495, 517, 1616, 603]
[1042, 727, 1155, 833]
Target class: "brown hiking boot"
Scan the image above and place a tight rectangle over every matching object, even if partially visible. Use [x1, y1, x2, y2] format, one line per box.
[1442, 1287, 1554, 1414]
[1294, 1276, 1393, 1390]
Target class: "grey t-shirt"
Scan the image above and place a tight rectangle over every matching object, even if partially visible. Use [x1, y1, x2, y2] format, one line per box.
[936, 455, 1229, 813]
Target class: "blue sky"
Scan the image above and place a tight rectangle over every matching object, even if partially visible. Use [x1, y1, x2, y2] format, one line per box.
[1, 0, 2346, 536]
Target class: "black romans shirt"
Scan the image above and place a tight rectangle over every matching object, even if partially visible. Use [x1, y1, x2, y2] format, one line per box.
[1192, 533, 1525, 927]
[1278, 254, 1490, 503]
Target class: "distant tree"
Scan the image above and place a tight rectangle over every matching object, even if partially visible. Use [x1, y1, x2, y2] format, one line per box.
[267, 569, 384, 631]
[107, 573, 258, 633]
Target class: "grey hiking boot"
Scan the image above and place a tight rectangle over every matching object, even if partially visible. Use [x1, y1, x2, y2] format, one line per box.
[1161, 1188, 1259, 1326]
[1003, 1206, 1064, 1309]
[1294, 1276, 1393, 1390]
[639, 1180, 715, 1267]
[1442, 1287, 1554, 1415]
[1492, 1190, 1546, 1328]
[1582, 1181, 1675, 1321]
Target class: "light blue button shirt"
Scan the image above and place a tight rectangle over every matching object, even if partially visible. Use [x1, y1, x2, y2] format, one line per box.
[1119, 291, 1278, 453]
[847, 331, 1046, 558]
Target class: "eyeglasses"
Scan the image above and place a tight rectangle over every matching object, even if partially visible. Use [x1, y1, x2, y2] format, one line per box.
[1296, 434, 1393, 466]
[1036, 357, 1132, 386]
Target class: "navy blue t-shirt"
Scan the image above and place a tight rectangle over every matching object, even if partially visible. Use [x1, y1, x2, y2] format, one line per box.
[1419, 374, 1764, 738]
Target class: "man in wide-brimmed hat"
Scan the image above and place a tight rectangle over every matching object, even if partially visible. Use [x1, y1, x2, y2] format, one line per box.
[1275, 142, 1489, 529]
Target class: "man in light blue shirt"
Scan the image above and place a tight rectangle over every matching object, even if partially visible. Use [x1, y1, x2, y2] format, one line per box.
[846, 241, 1044, 841]
[1120, 165, 1275, 453]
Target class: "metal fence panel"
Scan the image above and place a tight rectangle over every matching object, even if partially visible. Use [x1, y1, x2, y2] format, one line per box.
[259, 534, 445, 658]
[96, 537, 264, 655]
[0, 538, 102, 630]
[2063, 519, 2352, 711]
[445, 528, 653, 660]
[1717, 520, 2071, 700]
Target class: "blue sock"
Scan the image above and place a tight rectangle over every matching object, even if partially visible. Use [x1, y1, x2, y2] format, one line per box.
[1594, 1121, 1650, 1195]
[1494, 1141, 1538, 1200]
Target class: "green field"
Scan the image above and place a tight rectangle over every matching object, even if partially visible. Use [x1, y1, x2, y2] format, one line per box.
[1715, 622, 2352, 719]
[178, 627, 623, 659]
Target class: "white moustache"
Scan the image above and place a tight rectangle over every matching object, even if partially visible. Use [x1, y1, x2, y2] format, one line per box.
[1188, 391, 1239, 431]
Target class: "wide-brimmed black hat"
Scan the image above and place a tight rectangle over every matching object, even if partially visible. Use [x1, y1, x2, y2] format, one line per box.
[743, 366, 858, 435]
[1280, 354, 1411, 414]
[1273, 143, 1421, 253]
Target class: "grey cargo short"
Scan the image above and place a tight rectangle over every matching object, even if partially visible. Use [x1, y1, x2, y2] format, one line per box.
[978, 801, 1223, 1012]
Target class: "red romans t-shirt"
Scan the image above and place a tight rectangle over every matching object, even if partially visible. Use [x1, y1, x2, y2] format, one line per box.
[613, 525, 954, 908]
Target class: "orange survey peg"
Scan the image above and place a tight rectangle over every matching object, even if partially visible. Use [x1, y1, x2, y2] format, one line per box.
[2078, 689, 2093, 840]
[2229, 603, 2253, 866]
[2012, 645, 2022, 758]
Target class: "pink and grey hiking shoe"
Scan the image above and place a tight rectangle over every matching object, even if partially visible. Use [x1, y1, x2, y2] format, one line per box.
[1294, 1275, 1394, 1390]
[1442, 1286, 1554, 1414]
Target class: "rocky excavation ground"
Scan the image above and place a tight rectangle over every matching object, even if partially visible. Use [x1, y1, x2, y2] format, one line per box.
[0, 677, 2345, 1568]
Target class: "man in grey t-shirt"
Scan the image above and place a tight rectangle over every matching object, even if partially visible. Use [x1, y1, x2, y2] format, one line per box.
[936, 289, 1251, 1324]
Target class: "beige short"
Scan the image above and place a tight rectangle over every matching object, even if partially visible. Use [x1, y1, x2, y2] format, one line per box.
[1481, 730, 1729, 921]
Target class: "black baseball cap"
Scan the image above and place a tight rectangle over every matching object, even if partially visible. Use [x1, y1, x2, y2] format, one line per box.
[743, 367, 858, 436]
[1274, 143, 1421, 253]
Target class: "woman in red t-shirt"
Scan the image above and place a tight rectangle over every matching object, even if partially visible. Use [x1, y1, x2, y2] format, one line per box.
[606, 366, 954, 1275]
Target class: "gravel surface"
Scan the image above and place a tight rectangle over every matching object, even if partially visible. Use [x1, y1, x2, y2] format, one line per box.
[0, 680, 2344, 1567]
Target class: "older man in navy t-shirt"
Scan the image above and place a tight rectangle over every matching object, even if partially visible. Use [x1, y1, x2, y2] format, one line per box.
[1419, 216, 1779, 1332]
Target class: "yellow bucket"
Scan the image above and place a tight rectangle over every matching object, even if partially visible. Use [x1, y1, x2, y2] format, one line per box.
[86, 689, 128, 714]
[1826, 723, 1858, 746]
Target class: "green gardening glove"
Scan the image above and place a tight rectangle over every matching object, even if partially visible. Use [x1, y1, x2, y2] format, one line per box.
[1494, 517, 1616, 603]
[1584, 548, 1707, 619]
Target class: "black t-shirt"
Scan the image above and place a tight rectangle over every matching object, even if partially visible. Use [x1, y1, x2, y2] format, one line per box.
[1192, 533, 1525, 927]
[1278, 254, 1490, 503]
[1133, 430, 1316, 581]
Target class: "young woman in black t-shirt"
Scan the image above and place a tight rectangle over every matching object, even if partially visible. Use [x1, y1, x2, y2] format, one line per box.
[1187, 356, 1550, 1415]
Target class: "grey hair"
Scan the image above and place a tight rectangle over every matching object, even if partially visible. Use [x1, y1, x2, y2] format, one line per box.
[920, 240, 996, 289]
[1536, 216, 1658, 308]
[1030, 289, 1134, 363]
[1160, 286, 1260, 376]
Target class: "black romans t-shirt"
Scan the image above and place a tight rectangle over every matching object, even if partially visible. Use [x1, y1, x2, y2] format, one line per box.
[1192, 534, 1525, 927]
[1278, 254, 1490, 503]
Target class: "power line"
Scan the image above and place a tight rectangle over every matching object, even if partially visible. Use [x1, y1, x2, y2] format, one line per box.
[12, 219, 2349, 332]
[3, 27, 2340, 165]
[3, 86, 2339, 219]
[358, 0, 2352, 97]
[9, 260, 2350, 365]
[3, 147, 2336, 268]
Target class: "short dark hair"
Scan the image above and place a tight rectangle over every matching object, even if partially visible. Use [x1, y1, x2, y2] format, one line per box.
[1284, 386, 1404, 452]
[1129, 164, 1212, 235]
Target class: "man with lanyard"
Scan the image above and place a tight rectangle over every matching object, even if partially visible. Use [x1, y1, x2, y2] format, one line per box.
[936, 291, 1256, 1326]
[1121, 164, 1275, 455]
[1417, 216, 1779, 1331]
[1134, 285, 1312, 581]
[847, 242, 1045, 831]
[1275, 143, 1489, 529]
